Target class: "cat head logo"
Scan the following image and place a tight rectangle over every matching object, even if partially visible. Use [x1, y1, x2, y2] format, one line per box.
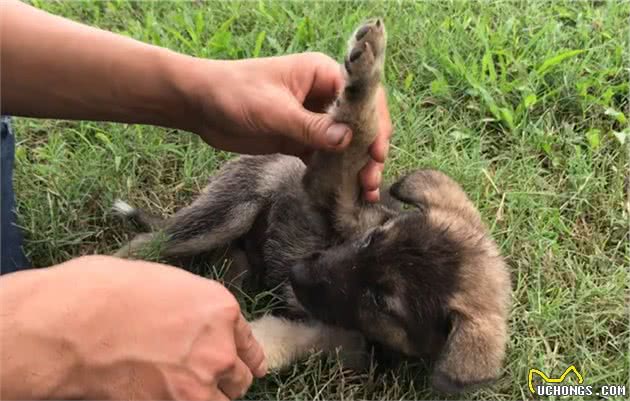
[528, 365, 584, 394]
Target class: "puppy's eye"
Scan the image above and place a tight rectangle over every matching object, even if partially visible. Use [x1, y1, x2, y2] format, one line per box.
[358, 230, 378, 249]
[369, 290, 387, 310]
[359, 233, 373, 248]
[307, 251, 322, 260]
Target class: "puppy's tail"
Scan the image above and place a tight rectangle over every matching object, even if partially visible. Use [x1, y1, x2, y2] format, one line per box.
[112, 199, 165, 231]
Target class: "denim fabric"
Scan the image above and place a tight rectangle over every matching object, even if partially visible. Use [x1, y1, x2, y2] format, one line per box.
[1, 116, 31, 274]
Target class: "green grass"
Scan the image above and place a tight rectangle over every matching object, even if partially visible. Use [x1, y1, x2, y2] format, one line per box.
[13, 0, 629, 400]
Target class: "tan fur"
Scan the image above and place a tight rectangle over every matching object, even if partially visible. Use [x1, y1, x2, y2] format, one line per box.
[250, 315, 366, 371]
[113, 233, 154, 258]
[303, 19, 387, 236]
[394, 169, 511, 389]
[112, 19, 511, 394]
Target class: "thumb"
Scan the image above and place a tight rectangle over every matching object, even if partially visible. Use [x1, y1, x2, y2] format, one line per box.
[287, 104, 353, 151]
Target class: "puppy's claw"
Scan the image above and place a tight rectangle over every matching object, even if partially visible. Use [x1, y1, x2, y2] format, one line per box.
[343, 19, 385, 83]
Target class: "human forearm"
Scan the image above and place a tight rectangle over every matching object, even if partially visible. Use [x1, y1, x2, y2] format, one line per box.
[0, 0, 392, 198]
[0, 0, 201, 131]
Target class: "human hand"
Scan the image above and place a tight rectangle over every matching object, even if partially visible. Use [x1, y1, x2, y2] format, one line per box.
[179, 52, 392, 202]
[0, 256, 265, 400]
[1, 3, 391, 200]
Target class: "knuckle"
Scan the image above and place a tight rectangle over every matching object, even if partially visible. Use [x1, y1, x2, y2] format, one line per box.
[242, 372, 253, 392]
[240, 337, 256, 357]
[207, 281, 239, 309]
[303, 51, 327, 61]
[359, 167, 371, 184]
[236, 368, 254, 395]
[224, 302, 241, 324]
[302, 51, 344, 83]
[385, 122, 393, 137]
[218, 354, 238, 373]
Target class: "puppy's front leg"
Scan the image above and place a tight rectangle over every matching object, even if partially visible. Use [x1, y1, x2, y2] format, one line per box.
[303, 19, 387, 234]
[250, 315, 367, 371]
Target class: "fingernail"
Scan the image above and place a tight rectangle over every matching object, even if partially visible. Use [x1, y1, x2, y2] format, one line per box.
[260, 360, 268, 376]
[326, 124, 350, 146]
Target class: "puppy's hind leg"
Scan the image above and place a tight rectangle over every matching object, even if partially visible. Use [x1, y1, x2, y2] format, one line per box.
[158, 198, 262, 259]
[112, 195, 263, 260]
[125, 157, 300, 261]
[112, 200, 166, 258]
[156, 155, 306, 259]
[113, 200, 263, 261]
[113, 233, 156, 259]
[112, 200, 166, 231]
[111, 191, 260, 262]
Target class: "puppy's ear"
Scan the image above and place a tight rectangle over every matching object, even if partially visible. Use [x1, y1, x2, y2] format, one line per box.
[388, 171, 427, 209]
[389, 169, 468, 207]
[389, 169, 482, 225]
[431, 311, 507, 393]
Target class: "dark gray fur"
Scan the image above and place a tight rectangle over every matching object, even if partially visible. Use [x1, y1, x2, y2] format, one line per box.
[114, 19, 511, 394]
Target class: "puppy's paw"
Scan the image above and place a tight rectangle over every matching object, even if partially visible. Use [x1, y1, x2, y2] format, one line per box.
[112, 199, 136, 217]
[337, 345, 370, 371]
[343, 18, 386, 88]
[331, 330, 370, 371]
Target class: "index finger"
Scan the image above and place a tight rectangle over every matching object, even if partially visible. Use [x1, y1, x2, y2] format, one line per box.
[234, 313, 267, 378]
[296, 52, 345, 113]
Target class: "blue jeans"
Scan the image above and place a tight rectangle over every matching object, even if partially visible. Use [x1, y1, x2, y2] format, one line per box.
[1, 116, 31, 274]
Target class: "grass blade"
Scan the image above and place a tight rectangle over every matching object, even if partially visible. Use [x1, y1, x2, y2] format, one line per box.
[536, 49, 585, 76]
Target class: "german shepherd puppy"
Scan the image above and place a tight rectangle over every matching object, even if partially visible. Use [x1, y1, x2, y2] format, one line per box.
[113, 19, 511, 394]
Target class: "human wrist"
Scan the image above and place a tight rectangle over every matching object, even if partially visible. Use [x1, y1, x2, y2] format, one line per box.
[111, 45, 203, 134]
[0, 268, 86, 399]
[161, 52, 233, 136]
